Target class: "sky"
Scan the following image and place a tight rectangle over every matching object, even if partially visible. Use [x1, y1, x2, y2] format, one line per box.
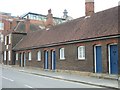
[0, 0, 120, 19]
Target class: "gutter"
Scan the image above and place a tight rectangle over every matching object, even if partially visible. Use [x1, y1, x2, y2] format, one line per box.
[13, 34, 120, 51]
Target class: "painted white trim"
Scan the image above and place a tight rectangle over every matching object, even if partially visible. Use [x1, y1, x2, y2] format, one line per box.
[94, 46, 96, 73]
[94, 45, 101, 73]
[108, 45, 111, 74]
[108, 43, 117, 74]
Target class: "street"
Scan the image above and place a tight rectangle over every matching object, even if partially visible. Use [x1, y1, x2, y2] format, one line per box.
[0, 67, 116, 90]
[0, 67, 105, 88]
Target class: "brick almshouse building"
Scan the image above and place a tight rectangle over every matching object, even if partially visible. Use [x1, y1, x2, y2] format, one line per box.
[1, 0, 120, 75]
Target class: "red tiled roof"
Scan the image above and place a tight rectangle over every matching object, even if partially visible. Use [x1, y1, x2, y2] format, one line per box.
[13, 6, 119, 50]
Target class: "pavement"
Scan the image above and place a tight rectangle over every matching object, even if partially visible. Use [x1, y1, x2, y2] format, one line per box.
[1, 64, 119, 89]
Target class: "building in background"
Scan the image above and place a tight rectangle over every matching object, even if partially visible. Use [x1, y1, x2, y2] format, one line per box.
[0, 9, 71, 64]
[0, 12, 14, 63]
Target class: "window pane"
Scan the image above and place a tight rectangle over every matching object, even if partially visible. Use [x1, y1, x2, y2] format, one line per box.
[9, 34, 11, 44]
[4, 51, 6, 60]
[0, 22, 4, 30]
[79, 47, 82, 58]
[60, 48, 65, 60]
[82, 46, 85, 58]
[37, 51, 41, 61]
[62, 48, 64, 59]
[78, 46, 85, 59]
[29, 52, 32, 60]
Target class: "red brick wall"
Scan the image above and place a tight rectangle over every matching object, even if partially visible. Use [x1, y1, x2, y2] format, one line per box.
[14, 38, 118, 74]
[2, 20, 11, 30]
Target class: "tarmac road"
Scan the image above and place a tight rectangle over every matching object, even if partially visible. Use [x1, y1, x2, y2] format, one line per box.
[1, 67, 103, 88]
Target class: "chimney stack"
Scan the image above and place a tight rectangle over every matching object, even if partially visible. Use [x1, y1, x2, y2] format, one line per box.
[45, 9, 54, 28]
[25, 16, 30, 32]
[85, 0, 94, 16]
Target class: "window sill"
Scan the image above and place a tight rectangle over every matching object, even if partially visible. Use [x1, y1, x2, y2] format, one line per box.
[37, 60, 41, 62]
[60, 58, 65, 60]
[77, 58, 86, 61]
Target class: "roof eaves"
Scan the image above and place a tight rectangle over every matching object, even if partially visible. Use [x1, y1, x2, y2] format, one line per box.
[13, 34, 120, 51]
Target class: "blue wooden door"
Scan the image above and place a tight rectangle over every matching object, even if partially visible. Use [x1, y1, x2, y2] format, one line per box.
[44, 51, 48, 69]
[110, 45, 118, 74]
[95, 46, 102, 73]
[52, 51, 56, 70]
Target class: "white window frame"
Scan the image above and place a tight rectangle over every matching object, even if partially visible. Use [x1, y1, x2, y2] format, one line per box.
[8, 34, 11, 44]
[78, 46, 85, 60]
[28, 52, 32, 60]
[60, 48, 65, 60]
[1, 34, 4, 42]
[4, 51, 6, 61]
[37, 51, 41, 61]
[16, 53, 18, 60]
[5, 36, 7, 45]
[0, 22, 4, 30]
[0, 33, 4, 42]
[8, 51, 11, 61]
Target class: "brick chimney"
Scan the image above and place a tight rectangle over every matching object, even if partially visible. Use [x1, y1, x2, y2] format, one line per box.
[85, 0, 94, 16]
[25, 16, 30, 32]
[45, 9, 54, 28]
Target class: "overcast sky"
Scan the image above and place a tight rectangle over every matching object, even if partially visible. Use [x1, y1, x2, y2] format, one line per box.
[0, 0, 119, 19]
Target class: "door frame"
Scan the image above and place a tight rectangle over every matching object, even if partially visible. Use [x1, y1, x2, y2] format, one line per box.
[44, 50, 49, 70]
[108, 43, 118, 74]
[6, 51, 8, 65]
[23, 52, 26, 67]
[51, 50, 56, 70]
[20, 53, 23, 67]
[94, 45, 102, 73]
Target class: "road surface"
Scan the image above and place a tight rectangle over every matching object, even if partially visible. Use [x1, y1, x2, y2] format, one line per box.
[0, 67, 114, 89]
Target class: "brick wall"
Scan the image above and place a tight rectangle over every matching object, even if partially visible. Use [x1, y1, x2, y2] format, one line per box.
[15, 38, 118, 74]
